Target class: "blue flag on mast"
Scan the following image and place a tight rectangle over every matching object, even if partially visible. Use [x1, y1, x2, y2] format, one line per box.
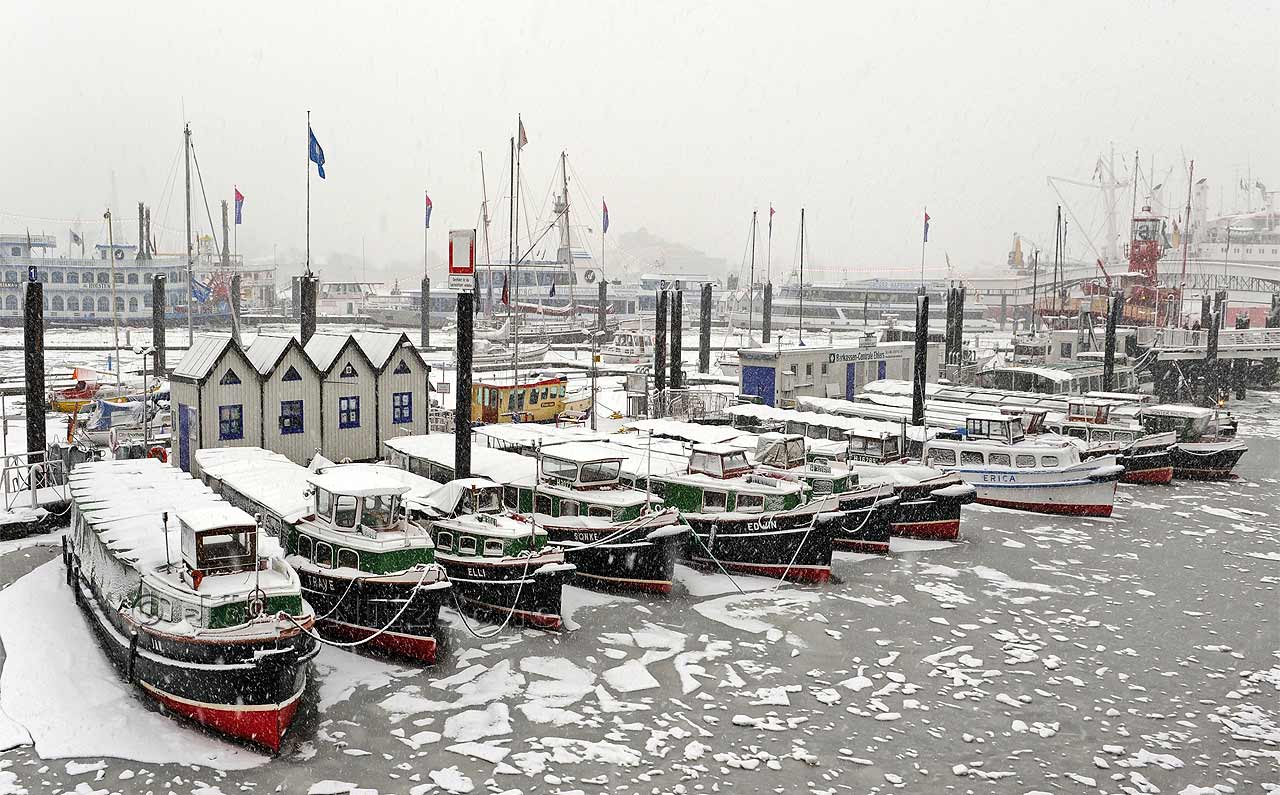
[309, 126, 326, 179]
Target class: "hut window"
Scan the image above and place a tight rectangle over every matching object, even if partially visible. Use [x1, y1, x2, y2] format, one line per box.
[458, 536, 478, 555]
[334, 495, 358, 528]
[339, 396, 360, 429]
[339, 362, 358, 378]
[337, 548, 359, 570]
[219, 369, 241, 385]
[392, 391, 413, 424]
[436, 531, 453, 551]
[282, 366, 302, 382]
[393, 359, 411, 375]
[483, 539, 504, 558]
[280, 400, 304, 434]
[218, 405, 243, 440]
[703, 491, 728, 511]
[1015, 455, 1037, 468]
[315, 542, 333, 568]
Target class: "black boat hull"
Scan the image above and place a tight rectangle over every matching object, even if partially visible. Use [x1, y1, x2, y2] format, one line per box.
[685, 505, 837, 583]
[1170, 442, 1248, 480]
[436, 552, 573, 630]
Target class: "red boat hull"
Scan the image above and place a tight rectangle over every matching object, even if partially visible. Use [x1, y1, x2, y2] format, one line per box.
[319, 617, 438, 664]
[142, 681, 303, 753]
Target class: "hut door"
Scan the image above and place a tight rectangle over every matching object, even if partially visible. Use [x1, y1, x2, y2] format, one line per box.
[483, 388, 499, 423]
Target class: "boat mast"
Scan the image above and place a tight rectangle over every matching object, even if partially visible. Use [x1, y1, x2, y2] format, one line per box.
[105, 208, 120, 390]
[184, 123, 194, 346]
[560, 150, 575, 323]
[479, 151, 493, 318]
[798, 207, 805, 346]
[1178, 160, 1195, 327]
[508, 136, 516, 379]
[747, 211, 757, 343]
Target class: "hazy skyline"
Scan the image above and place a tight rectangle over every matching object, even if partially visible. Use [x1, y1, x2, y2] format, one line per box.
[1, 1, 1276, 284]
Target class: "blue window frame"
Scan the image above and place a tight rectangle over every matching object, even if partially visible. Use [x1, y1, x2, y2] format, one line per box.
[392, 391, 412, 424]
[218, 404, 243, 440]
[339, 396, 360, 429]
[280, 400, 304, 435]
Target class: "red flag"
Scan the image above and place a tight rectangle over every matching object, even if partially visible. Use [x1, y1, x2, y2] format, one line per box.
[518, 119, 528, 151]
[501, 274, 510, 306]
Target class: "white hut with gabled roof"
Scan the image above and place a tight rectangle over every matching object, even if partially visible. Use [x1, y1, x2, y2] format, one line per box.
[171, 333, 263, 474]
[306, 332, 379, 462]
[246, 334, 324, 466]
[353, 330, 431, 445]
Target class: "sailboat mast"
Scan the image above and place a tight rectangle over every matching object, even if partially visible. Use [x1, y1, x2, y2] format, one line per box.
[184, 123, 194, 346]
[747, 211, 756, 342]
[480, 151, 493, 317]
[513, 117, 523, 385]
[798, 207, 805, 346]
[561, 150, 575, 322]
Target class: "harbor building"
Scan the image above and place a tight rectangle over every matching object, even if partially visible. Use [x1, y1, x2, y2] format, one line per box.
[739, 338, 941, 407]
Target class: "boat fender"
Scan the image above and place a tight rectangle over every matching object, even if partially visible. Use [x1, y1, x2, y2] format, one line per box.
[126, 631, 139, 683]
[147, 446, 168, 463]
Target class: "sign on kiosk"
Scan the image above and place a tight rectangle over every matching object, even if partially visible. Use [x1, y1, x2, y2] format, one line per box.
[448, 229, 476, 291]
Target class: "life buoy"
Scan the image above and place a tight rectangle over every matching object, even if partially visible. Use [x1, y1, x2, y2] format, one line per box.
[147, 446, 168, 463]
[246, 588, 267, 618]
[114, 248, 125, 260]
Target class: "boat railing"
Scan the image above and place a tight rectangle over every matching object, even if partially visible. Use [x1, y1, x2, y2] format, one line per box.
[1, 450, 68, 512]
[428, 409, 455, 434]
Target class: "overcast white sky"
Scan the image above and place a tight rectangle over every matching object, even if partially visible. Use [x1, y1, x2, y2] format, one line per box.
[1, 1, 1276, 282]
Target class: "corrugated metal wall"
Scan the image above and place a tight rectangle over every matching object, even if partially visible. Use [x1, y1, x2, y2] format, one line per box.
[261, 345, 323, 465]
[322, 344, 378, 462]
[377, 352, 429, 444]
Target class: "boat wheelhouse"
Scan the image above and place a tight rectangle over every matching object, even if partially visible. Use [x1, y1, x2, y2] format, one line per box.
[1041, 400, 1176, 485]
[471, 373, 569, 424]
[600, 330, 653, 365]
[650, 443, 839, 582]
[64, 459, 317, 751]
[1132, 405, 1247, 480]
[923, 413, 1123, 517]
[412, 478, 573, 630]
[975, 361, 1137, 395]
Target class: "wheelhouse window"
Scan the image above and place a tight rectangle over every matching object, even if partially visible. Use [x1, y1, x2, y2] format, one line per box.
[436, 531, 453, 551]
[579, 460, 620, 483]
[458, 536, 478, 555]
[483, 539, 504, 558]
[703, 491, 728, 511]
[735, 493, 764, 513]
[560, 500, 579, 516]
[988, 453, 1012, 467]
[334, 495, 358, 527]
[315, 542, 333, 568]
[362, 494, 398, 529]
[588, 505, 613, 518]
[928, 448, 956, 466]
[297, 535, 313, 560]
[1015, 454, 1037, 468]
[316, 489, 333, 519]
[218, 404, 243, 440]
[960, 451, 985, 465]
[534, 494, 553, 515]
[1040, 455, 1059, 467]
[542, 456, 578, 482]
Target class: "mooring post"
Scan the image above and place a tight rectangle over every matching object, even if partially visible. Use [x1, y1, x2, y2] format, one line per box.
[698, 282, 712, 373]
[911, 290, 929, 426]
[454, 290, 474, 478]
[762, 281, 773, 344]
[229, 273, 242, 344]
[597, 280, 608, 334]
[654, 289, 668, 411]
[24, 278, 45, 458]
[1103, 290, 1123, 392]
[669, 288, 683, 390]
[152, 274, 166, 377]
[292, 275, 302, 321]
[421, 275, 430, 348]
[300, 274, 318, 345]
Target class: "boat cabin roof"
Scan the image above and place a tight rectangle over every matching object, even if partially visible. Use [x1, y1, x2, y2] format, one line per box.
[178, 504, 256, 533]
[1137, 404, 1213, 420]
[308, 469, 411, 498]
[540, 442, 625, 465]
[691, 442, 743, 456]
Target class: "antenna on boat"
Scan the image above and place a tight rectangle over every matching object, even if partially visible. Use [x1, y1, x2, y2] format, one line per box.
[162, 511, 171, 568]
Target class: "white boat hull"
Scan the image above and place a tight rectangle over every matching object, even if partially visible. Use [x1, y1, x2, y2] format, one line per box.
[948, 457, 1123, 517]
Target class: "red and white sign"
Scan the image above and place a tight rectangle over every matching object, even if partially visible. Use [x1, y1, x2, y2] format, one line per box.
[448, 229, 476, 291]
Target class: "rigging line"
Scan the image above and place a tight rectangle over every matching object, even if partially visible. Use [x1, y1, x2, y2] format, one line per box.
[153, 138, 184, 252]
[188, 137, 223, 259]
[280, 563, 435, 649]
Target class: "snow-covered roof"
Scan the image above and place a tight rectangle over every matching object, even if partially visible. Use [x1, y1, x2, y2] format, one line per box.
[984, 366, 1074, 384]
[178, 504, 256, 532]
[172, 334, 235, 380]
[474, 424, 606, 448]
[1137, 404, 1213, 420]
[304, 333, 356, 372]
[539, 442, 624, 464]
[308, 468, 412, 498]
[313, 462, 441, 500]
[244, 334, 296, 376]
[353, 331, 410, 370]
[621, 419, 742, 445]
[414, 477, 503, 515]
[691, 443, 744, 456]
[385, 435, 538, 486]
